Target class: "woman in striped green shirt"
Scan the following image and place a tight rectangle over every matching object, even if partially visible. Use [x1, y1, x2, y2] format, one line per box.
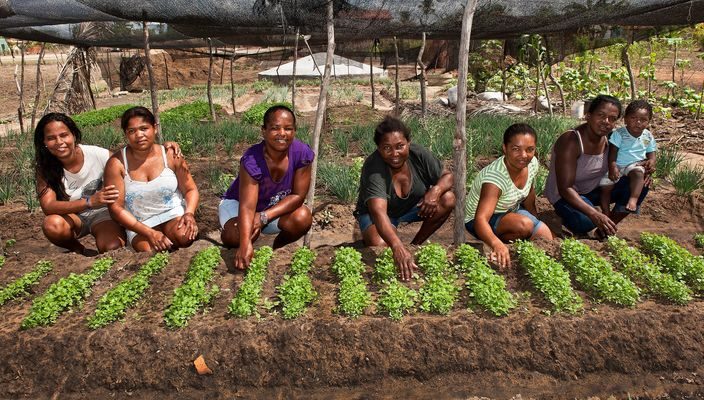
[464, 123, 553, 268]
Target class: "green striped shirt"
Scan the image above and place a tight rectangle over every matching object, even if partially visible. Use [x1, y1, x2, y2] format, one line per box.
[464, 156, 539, 222]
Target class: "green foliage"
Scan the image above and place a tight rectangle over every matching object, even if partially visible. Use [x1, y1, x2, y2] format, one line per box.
[241, 101, 293, 125]
[160, 100, 220, 125]
[318, 158, 363, 203]
[331, 247, 372, 318]
[277, 247, 317, 319]
[252, 80, 274, 93]
[377, 279, 417, 321]
[655, 147, 685, 180]
[21, 258, 114, 329]
[515, 240, 583, 314]
[81, 125, 124, 151]
[0, 260, 53, 306]
[0, 255, 4, 269]
[641, 232, 704, 292]
[416, 243, 451, 277]
[695, 233, 704, 249]
[416, 243, 460, 315]
[455, 244, 516, 316]
[164, 247, 222, 328]
[373, 248, 397, 284]
[228, 246, 274, 318]
[606, 237, 691, 305]
[560, 238, 639, 306]
[72, 104, 136, 128]
[670, 164, 704, 195]
[88, 252, 169, 329]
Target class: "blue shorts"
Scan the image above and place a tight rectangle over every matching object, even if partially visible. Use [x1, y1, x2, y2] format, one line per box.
[218, 199, 282, 235]
[465, 207, 542, 239]
[553, 175, 649, 234]
[356, 205, 424, 232]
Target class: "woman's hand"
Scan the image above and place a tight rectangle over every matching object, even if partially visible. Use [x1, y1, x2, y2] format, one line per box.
[418, 186, 441, 218]
[147, 229, 173, 251]
[89, 185, 120, 208]
[163, 141, 183, 158]
[488, 241, 511, 270]
[177, 212, 198, 241]
[391, 243, 417, 281]
[234, 240, 254, 270]
[588, 210, 617, 235]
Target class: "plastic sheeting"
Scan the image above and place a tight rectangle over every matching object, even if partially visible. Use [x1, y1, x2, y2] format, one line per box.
[1, 0, 703, 47]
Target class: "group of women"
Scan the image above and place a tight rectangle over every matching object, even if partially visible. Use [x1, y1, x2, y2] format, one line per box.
[35, 95, 649, 279]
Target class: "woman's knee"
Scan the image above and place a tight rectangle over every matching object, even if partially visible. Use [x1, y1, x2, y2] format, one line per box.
[282, 206, 312, 233]
[96, 238, 124, 253]
[42, 215, 72, 240]
[221, 219, 240, 247]
[439, 191, 456, 212]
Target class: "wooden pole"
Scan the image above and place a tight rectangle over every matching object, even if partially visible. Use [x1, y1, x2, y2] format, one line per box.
[220, 48, 226, 85]
[501, 40, 507, 102]
[533, 37, 541, 114]
[543, 35, 566, 116]
[230, 46, 236, 114]
[104, 49, 114, 96]
[163, 53, 171, 90]
[18, 42, 26, 135]
[453, 0, 479, 245]
[622, 31, 636, 100]
[303, 0, 335, 247]
[31, 43, 46, 130]
[417, 32, 427, 118]
[393, 36, 400, 116]
[292, 27, 299, 112]
[302, 35, 323, 81]
[370, 41, 376, 110]
[207, 38, 216, 122]
[142, 20, 161, 141]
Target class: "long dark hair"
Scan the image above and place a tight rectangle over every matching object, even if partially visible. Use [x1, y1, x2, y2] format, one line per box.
[34, 113, 83, 200]
[121, 106, 156, 131]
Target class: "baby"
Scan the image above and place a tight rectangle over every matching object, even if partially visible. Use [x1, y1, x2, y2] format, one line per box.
[600, 100, 657, 214]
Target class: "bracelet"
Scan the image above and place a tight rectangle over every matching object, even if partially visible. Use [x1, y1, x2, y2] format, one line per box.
[259, 211, 269, 226]
[84, 196, 92, 209]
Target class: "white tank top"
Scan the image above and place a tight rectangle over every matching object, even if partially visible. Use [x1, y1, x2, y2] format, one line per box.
[122, 145, 184, 228]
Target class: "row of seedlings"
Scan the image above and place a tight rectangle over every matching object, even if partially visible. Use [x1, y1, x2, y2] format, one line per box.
[416, 243, 460, 315]
[21, 257, 114, 329]
[331, 247, 372, 318]
[276, 247, 318, 319]
[560, 238, 640, 306]
[0, 260, 53, 307]
[640, 232, 704, 292]
[228, 246, 274, 318]
[88, 252, 170, 329]
[164, 246, 222, 328]
[515, 241, 583, 314]
[606, 237, 692, 304]
[455, 244, 516, 316]
[374, 248, 417, 321]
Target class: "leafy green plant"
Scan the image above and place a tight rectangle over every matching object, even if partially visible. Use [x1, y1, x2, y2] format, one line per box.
[655, 147, 685, 179]
[164, 247, 222, 328]
[0, 260, 53, 307]
[515, 240, 583, 314]
[455, 244, 516, 316]
[377, 279, 417, 321]
[331, 247, 372, 318]
[641, 232, 704, 292]
[21, 257, 114, 329]
[228, 246, 274, 318]
[416, 243, 460, 315]
[373, 248, 397, 284]
[606, 237, 691, 305]
[241, 101, 293, 125]
[160, 100, 220, 125]
[670, 164, 704, 195]
[560, 238, 639, 306]
[695, 233, 704, 249]
[88, 252, 169, 329]
[277, 247, 317, 319]
[72, 104, 136, 128]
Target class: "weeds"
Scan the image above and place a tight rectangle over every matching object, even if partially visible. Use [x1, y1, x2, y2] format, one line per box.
[655, 147, 685, 179]
[670, 164, 704, 195]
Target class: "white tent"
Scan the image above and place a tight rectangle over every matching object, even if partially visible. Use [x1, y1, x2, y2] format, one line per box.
[258, 52, 386, 84]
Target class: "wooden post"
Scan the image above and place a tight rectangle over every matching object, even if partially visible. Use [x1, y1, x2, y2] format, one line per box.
[501, 40, 507, 102]
[453, 0, 479, 245]
[533, 37, 541, 114]
[543, 35, 566, 116]
[230, 46, 236, 114]
[370, 41, 376, 110]
[220, 48, 226, 85]
[142, 19, 161, 141]
[30, 43, 46, 130]
[417, 32, 427, 118]
[302, 34, 323, 81]
[16, 42, 25, 134]
[292, 27, 299, 112]
[207, 38, 216, 122]
[163, 53, 171, 90]
[104, 49, 114, 96]
[393, 36, 400, 116]
[303, 0, 335, 247]
[623, 31, 636, 100]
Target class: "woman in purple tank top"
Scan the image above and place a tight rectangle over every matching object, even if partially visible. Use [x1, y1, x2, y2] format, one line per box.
[219, 105, 314, 269]
[544, 94, 650, 237]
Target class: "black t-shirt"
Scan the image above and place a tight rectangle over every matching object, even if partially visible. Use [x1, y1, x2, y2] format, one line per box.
[355, 142, 443, 219]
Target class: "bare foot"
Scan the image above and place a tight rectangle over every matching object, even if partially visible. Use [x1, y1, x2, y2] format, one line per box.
[626, 198, 638, 212]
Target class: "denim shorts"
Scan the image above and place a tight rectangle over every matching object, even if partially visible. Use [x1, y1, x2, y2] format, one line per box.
[356, 205, 424, 232]
[465, 207, 542, 239]
[218, 199, 281, 235]
[553, 175, 649, 234]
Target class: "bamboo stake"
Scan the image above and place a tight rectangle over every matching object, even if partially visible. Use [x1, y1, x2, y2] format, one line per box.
[370, 41, 376, 110]
[417, 32, 427, 118]
[453, 0, 479, 245]
[17, 42, 25, 135]
[501, 40, 507, 102]
[393, 36, 400, 116]
[533, 38, 541, 114]
[220, 48, 226, 85]
[303, 0, 335, 247]
[142, 20, 161, 141]
[31, 43, 46, 130]
[207, 38, 216, 122]
[292, 28, 299, 112]
[230, 46, 236, 114]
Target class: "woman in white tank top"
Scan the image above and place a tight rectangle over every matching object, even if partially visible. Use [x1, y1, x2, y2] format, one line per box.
[104, 107, 199, 252]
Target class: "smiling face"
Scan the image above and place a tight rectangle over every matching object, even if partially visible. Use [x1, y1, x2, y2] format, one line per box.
[43, 120, 77, 161]
[377, 131, 410, 170]
[124, 116, 157, 151]
[502, 132, 536, 171]
[624, 108, 651, 137]
[585, 102, 621, 137]
[262, 109, 296, 152]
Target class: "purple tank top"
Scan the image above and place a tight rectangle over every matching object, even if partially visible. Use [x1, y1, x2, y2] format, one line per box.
[544, 130, 608, 204]
[223, 139, 314, 212]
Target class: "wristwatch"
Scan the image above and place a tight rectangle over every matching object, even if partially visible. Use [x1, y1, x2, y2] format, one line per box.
[259, 211, 269, 226]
